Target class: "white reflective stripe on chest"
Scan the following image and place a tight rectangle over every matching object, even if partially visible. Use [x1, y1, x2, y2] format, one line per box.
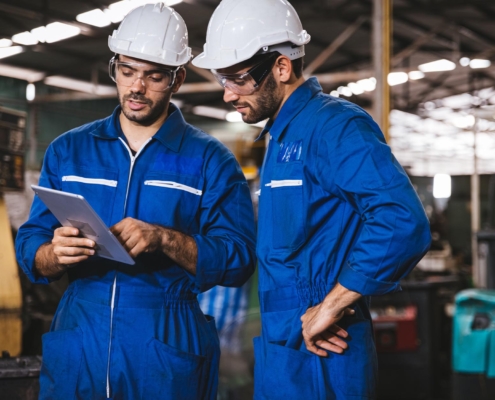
[265, 179, 303, 188]
[61, 175, 118, 187]
[144, 180, 202, 196]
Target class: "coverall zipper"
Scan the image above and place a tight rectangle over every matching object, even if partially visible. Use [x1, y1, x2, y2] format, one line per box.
[105, 137, 152, 399]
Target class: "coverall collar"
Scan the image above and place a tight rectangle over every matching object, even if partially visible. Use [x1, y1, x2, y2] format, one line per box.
[256, 77, 322, 142]
[90, 103, 186, 153]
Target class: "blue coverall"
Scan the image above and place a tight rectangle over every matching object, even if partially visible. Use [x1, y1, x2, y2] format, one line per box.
[15, 104, 256, 400]
[253, 78, 431, 399]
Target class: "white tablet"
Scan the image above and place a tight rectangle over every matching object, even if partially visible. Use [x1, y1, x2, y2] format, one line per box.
[31, 184, 135, 265]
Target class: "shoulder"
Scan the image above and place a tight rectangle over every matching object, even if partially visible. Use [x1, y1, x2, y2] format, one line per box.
[50, 115, 111, 149]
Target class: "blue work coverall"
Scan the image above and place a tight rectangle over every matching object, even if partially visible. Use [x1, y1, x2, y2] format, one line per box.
[15, 104, 256, 400]
[253, 78, 431, 400]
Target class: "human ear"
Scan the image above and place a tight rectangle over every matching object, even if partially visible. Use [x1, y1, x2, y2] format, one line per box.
[274, 56, 292, 83]
[171, 67, 186, 93]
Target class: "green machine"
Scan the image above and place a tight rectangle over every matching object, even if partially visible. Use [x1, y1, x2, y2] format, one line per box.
[452, 289, 495, 399]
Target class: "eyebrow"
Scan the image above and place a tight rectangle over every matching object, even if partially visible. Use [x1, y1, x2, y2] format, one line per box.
[118, 63, 171, 75]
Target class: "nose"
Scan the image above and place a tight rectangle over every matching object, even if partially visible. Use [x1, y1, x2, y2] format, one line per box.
[223, 87, 239, 103]
[129, 77, 146, 94]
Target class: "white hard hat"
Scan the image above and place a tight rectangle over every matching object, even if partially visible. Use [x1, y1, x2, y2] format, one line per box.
[192, 0, 311, 70]
[108, 3, 192, 67]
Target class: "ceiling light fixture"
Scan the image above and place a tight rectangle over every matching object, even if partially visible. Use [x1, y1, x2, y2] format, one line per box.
[469, 59, 491, 69]
[388, 72, 408, 86]
[408, 71, 425, 80]
[418, 59, 456, 72]
[43, 22, 81, 43]
[356, 78, 376, 92]
[0, 39, 12, 48]
[226, 111, 243, 123]
[459, 57, 470, 67]
[26, 83, 36, 101]
[77, 9, 112, 27]
[0, 46, 24, 60]
[348, 82, 364, 95]
[12, 31, 38, 46]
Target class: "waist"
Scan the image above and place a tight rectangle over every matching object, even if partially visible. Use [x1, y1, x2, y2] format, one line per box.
[69, 278, 197, 308]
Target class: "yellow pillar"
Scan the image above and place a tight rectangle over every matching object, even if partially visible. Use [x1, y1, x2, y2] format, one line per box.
[0, 194, 22, 356]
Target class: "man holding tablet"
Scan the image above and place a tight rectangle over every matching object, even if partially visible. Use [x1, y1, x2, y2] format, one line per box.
[15, 4, 256, 400]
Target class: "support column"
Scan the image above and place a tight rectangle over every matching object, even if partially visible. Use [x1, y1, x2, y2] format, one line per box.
[472, 118, 481, 287]
[373, 0, 391, 142]
[0, 194, 22, 356]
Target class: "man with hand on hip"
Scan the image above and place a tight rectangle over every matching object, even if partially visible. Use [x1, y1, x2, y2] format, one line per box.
[193, 0, 431, 398]
[16, 3, 256, 399]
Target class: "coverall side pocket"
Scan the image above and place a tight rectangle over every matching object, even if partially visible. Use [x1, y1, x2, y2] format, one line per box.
[256, 338, 318, 400]
[39, 327, 83, 400]
[143, 337, 206, 400]
[329, 318, 377, 399]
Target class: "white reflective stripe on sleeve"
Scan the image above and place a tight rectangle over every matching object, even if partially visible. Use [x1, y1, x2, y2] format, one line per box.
[62, 176, 118, 187]
[265, 179, 303, 188]
[144, 180, 202, 196]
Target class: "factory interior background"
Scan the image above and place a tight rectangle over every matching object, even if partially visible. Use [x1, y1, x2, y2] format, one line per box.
[0, 0, 495, 399]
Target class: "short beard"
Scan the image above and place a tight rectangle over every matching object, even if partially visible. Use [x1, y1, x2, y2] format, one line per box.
[119, 90, 171, 126]
[235, 72, 282, 124]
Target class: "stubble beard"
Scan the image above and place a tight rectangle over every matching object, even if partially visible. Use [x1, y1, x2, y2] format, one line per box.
[236, 73, 283, 124]
[119, 90, 171, 127]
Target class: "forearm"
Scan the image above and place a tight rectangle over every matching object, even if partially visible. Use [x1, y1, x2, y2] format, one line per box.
[34, 242, 67, 279]
[160, 227, 198, 275]
[321, 283, 362, 315]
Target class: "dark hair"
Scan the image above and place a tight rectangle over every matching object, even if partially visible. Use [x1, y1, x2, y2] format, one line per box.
[242, 52, 304, 79]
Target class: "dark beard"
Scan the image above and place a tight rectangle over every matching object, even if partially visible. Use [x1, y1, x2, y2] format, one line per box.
[119, 91, 170, 127]
[235, 72, 282, 124]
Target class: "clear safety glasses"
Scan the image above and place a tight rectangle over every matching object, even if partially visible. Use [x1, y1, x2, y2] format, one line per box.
[108, 57, 180, 92]
[211, 52, 280, 95]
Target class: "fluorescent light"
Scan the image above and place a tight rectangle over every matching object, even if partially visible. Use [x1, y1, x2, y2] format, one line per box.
[31, 26, 46, 43]
[388, 72, 408, 86]
[418, 59, 456, 72]
[165, 0, 183, 5]
[356, 78, 376, 92]
[459, 57, 470, 67]
[0, 46, 24, 60]
[44, 76, 117, 95]
[77, 9, 112, 27]
[341, 87, 353, 97]
[469, 59, 491, 69]
[408, 71, 425, 80]
[12, 31, 38, 45]
[348, 82, 364, 95]
[0, 39, 12, 48]
[226, 111, 243, 122]
[192, 106, 228, 120]
[330, 90, 339, 97]
[105, 1, 183, 24]
[451, 115, 475, 129]
[433, 174, 451, 198]
[43, 22, 80, 43]
[26, 83, 35, 101]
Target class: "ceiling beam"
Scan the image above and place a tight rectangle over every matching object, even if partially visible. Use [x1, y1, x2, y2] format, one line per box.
[303, 16, 367, 76]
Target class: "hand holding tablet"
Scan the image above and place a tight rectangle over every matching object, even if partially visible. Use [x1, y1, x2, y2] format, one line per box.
[31, 185, 135, 265]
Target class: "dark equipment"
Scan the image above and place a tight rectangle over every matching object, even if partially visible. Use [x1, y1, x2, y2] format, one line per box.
[0, 353, 41, 400]
[373, 276, 460, 400]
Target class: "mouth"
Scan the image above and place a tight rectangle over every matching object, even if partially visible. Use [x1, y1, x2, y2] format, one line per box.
[127, 99, 148, 111]
[234, 105, 249, 113]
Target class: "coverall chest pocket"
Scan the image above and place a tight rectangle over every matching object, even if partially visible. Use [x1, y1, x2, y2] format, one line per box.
[60, 164, 118, 226]
[140, 172, 203, 231]
[267, 163, 306, 250]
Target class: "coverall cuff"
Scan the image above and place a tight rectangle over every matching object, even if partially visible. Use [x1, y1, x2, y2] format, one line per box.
[191, 234, 225, 292]
[20, 236, 53, 284]
[338, 263, 401, 296]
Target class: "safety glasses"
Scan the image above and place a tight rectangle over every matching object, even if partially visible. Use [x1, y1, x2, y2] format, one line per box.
[108, 57, 180, 92]
[211, 52, 280, 95]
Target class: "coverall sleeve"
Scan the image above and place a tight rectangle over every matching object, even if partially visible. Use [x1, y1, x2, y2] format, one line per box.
[190, 151, 256, 293]
[316, 115, 431, 296]
[15, 144, 62, 284]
